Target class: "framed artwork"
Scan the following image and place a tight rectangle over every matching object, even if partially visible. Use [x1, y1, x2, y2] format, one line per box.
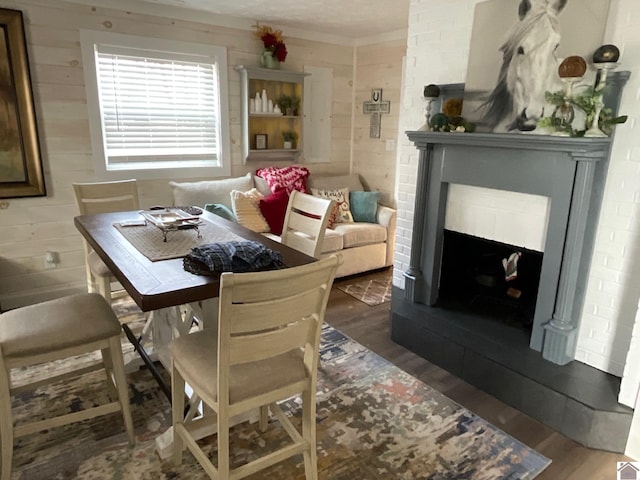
[461, 0, 611, 133]
[255, 134, 267, 150]
[0, 8, 45, 198]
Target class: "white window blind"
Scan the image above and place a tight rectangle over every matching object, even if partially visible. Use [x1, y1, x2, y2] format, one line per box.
[95, 47, 220, 167]
[81, 31, 231, 179]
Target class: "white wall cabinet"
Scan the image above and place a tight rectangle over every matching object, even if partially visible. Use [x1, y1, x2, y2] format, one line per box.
[235, 66, 309, 163]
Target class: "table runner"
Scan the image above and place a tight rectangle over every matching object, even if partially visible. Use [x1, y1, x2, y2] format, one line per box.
[114, 220, 243, 261]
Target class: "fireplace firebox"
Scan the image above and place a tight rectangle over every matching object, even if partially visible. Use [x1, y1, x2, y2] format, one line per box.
[439, 230, 543, 330]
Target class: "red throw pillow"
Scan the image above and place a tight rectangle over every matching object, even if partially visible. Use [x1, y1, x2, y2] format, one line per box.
[258, 190, 290, 235]
[256, 165, 310, 194]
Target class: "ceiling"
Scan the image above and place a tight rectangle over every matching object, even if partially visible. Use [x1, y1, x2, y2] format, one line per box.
[92, 0, 410, 41]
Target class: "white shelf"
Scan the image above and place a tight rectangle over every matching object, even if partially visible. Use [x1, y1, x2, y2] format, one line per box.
[236, 65, 309, 164]
[250, 112, 284, 117]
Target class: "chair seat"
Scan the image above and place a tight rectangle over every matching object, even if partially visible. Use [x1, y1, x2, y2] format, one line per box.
[88, 250, 112, 277]
[170, 329, 306, 405]
[0, 293, 121, 359]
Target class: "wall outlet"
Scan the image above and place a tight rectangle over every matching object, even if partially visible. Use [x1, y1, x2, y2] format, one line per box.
[385, 139, 396, 151]
[44, 251, 58, 269]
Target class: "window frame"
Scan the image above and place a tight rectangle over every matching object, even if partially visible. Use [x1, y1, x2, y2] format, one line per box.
[80, 30, 231, 180]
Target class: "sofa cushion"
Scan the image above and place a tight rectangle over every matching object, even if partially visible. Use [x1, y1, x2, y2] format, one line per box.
[332, 222, 387, 249]
[230, 189, 270, 233]
[253, 175, 273, 197]
[308, 174, 364, 193]
[350, 191, 380, 223]
[169, 173, 253, 211]
[320, 228, 344, 253]
[311, 187, 353, 223]
[259, 190, 290, 235]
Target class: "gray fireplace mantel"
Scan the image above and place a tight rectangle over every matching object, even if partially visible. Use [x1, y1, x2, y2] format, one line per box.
[403, 131, 613, 365]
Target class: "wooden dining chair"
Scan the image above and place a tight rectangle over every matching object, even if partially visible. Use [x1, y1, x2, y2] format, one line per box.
[169, 255, 340, 480]
[73, 179, 139, 302]
[281, 190, 335, 259]
[0, 293, 135, 480]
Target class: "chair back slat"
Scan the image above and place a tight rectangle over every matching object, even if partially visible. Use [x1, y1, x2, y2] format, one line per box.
[73, 180, 139, 215]
[228, 316, 316, 365]
[281, 191, 334, 258]
[229, 289, 326, 334]
[217, 255, 339, 375]
[225, 264, 334, 304]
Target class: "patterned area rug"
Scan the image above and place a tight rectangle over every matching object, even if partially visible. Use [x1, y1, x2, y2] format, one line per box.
[8, 300, 550, 479]
[337, 276, 392, 306]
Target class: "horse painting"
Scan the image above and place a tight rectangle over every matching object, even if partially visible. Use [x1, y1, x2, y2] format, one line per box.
[480, 0, 567, 132]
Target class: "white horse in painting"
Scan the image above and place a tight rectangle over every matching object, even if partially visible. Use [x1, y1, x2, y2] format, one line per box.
[481, 0, 567, 132]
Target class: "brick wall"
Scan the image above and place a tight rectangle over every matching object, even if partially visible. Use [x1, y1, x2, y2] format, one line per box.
[397, 0, 640, 406]
[598, 0, 640, 408]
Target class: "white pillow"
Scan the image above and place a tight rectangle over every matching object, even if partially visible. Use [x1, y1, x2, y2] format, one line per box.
[169, 173, 253, 211]
[230, 188, 270, 233]
[311, 187, 353, 223]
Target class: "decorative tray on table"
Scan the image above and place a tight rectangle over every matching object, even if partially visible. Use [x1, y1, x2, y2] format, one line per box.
[140, 208, 203, 242]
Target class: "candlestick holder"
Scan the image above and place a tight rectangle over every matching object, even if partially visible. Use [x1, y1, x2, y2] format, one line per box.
[419, 84, 440, 131]
[551, 77, 579, 136]
[584, 62, 617, 137]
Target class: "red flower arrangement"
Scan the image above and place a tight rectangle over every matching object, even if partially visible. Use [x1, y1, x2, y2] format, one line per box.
[256, 25, 287, 62]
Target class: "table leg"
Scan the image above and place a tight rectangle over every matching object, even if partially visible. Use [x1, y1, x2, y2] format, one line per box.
[122, 322, 171, 401]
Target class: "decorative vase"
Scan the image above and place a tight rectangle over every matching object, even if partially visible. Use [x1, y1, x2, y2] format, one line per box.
[283, 141, 293, 149]
[260, 50, 280, 70]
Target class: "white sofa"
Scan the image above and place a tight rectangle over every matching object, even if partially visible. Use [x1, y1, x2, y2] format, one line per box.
[169, 172, 396, 278]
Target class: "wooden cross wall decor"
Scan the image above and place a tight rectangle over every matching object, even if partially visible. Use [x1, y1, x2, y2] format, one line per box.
[363, 88, 390, 138]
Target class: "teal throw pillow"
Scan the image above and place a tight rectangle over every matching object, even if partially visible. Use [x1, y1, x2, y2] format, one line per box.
[204, 203, 236, 222]
[349, 191, 380, 223]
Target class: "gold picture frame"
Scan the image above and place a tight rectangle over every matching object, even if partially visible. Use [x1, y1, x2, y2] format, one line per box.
[0, 8, 45, 198]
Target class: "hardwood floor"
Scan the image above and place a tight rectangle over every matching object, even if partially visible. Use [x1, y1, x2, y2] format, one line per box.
[326, 269, 633, 480]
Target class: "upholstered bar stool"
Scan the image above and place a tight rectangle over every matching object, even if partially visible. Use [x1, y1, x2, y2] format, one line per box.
[73, 179, 139, 302]
[0, 293, 135, 480]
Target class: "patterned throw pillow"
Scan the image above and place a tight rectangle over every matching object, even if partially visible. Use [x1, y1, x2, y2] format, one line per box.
[326, 203, 341, 229]
[256, 165, 310, 194]
[311, 187, 353, 223]
[230, 189, 270, 233]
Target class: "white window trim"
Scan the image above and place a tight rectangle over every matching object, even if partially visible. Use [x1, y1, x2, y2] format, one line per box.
[80, 30, 231, 180]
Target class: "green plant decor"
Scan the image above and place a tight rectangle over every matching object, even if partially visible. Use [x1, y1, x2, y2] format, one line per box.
[282, 130, 298, 142]
[540, 87, 627, 137]
[290, 95, 300, 115]
[277, 94, 292, 113]
[277, 95, 301, 115]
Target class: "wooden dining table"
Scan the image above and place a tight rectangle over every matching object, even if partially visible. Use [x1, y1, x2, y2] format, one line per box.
[74, 209, 316, 458]
[74, 210, 314, 313]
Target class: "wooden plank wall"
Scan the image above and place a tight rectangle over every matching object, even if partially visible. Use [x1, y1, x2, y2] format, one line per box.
[352, 40, 405, 206]
[0, 0, 404, 308]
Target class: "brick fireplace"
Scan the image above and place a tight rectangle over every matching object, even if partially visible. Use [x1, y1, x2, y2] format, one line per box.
[390, 74, 633, 451]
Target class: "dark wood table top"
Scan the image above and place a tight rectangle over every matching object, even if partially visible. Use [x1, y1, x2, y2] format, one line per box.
[74, 210, 315, 311]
